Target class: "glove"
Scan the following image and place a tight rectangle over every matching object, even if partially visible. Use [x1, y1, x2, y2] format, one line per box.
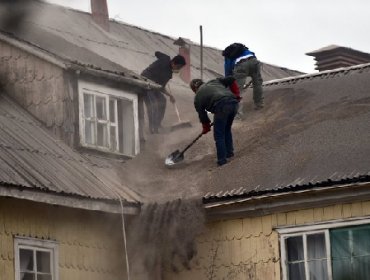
[202, 122, 211, 134]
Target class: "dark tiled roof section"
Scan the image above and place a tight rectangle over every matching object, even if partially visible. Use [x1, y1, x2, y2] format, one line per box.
[203, 173, 370, 204]
[263, 62, 370, 87]
[0, 94, 140, 203]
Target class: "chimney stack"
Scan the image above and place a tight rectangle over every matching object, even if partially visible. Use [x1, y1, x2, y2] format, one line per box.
[91, 0, 109, 31]
[306, 45, 370, 71]
[174, 37, 191, 83]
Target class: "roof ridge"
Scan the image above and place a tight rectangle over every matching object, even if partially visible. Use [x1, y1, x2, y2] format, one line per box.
[263, 62, 370, 87]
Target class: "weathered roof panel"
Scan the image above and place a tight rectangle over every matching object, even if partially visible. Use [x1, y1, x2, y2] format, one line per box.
[0, 0, 302, 83]
[0, 94, 140, 204]
[116, 63, 370, 202]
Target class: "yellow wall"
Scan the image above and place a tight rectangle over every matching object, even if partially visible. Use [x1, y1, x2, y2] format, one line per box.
[166, 200, 370, 280]
[0, 197, 126, 280]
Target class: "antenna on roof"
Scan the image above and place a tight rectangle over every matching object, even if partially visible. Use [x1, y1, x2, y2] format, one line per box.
[200, 25, 203, 80]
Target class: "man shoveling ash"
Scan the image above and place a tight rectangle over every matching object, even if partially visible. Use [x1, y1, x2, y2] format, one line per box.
[190, 77, 240, 166]
[140, 52, 186, 134]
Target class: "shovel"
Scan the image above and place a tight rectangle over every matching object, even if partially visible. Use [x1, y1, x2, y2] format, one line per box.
[165, 123, 213, 166]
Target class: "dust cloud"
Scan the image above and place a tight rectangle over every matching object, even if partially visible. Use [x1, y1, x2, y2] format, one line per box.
[127, 198, 205, 280]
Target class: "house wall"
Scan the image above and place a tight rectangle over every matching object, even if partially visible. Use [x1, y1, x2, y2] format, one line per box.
[166, 200, 370, 280]
[0, 197, 126, 280]
[0, 40, 76, 146]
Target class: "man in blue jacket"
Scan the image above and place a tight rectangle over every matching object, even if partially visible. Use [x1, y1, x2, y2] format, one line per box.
[223, 43, 264, 111]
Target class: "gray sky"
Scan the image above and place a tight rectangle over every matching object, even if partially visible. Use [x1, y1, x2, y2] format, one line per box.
[46, 0, 370, 73]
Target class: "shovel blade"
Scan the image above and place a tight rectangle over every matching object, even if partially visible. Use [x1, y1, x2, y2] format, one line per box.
[165, 149, 184, 166]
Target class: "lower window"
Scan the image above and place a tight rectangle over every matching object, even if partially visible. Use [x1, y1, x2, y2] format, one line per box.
[281, 223, 370, 280]
[14, 237, 58, 280]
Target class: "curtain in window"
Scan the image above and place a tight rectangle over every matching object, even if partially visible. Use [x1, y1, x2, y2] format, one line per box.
[286, 236, 306, 279]
[307, 233, 328, 280]
[331, 224, 370, 280]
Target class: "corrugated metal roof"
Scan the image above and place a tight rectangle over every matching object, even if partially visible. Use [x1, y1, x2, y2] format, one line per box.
[0, 94, 140, 204]
[113, 62, 370, 202]
[203, 174, 370, 203]
[0, 0, 302, 83]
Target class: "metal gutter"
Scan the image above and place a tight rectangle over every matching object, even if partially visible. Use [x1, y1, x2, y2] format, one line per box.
[0, 184, 140, 215]
[205, 182, 370, 220]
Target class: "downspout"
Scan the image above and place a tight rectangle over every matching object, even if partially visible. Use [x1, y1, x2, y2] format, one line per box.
[88, 175, 132, 280]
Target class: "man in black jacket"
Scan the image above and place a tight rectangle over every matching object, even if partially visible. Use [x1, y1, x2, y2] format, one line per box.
[141, 52, 186, 134]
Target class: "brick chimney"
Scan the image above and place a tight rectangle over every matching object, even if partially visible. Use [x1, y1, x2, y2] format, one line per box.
[91, 0, 109, 31]
[306, 45, 370, 71]
[174, 37, 191, 83]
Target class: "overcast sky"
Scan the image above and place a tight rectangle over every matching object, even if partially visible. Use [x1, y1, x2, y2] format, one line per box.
[46, 0, 370, 73]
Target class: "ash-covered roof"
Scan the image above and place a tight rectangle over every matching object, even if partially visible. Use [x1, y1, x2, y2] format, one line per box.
[0, 94, 140, 206]
[118, 63, 370, 203]
[0, 0, 302, 83]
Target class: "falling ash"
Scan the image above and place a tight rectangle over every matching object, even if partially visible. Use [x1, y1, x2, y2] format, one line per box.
[127, 198, 205, 279]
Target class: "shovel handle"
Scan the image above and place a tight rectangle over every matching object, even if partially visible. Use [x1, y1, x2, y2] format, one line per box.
[179, 123, 214, 156]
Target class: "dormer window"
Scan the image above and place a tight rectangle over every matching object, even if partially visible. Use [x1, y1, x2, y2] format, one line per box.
[78, 81, 139, 156]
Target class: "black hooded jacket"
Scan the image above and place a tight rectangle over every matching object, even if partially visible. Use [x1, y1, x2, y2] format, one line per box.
[141, 52, 173, 88]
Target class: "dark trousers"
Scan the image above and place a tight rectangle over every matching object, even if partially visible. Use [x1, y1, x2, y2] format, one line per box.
[213, 98, 238, 165]
[144, 89, 167, 133]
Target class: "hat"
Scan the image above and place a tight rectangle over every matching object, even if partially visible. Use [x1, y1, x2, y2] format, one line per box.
[189, 79, 203, 92]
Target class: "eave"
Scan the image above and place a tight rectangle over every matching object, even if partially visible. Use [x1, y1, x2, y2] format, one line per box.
[205, 182, 370, 221]
[0, 184, 140, 215]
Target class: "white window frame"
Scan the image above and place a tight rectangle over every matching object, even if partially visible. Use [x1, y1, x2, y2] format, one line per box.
[14, 236, 59, 280]
[78, 80, 139, 156]
[278, 216, 370, 280]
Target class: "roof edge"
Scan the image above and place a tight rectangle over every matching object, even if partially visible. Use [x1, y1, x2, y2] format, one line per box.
[0, 184, 140, 214]
[263, 62, 370, 87]
[0, 31, 66, 69]
[205, 181, 370, 220]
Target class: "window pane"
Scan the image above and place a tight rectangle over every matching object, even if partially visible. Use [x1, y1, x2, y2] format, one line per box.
[110, 126, 117, 151]
[308, 260, 328, 280]
[20, 249, 34, 271]
[331, 225, 370, 280]
[36, 251, 51, 273]
[287, 236, 304, 261]
[97, 123, 108, 147]
[307, 233, 326, 259]
[352, 225, 370, 256]
[109, 98, 116, 122]
[37, 274, 52, 280]
[83, 93, 94, 117]
[20, 272, 35, 280]
[288, 262, 306, 280]
[84, 120, 95, 145]
[96, 96, 106, 120]
[332, 259, 352, 280]
[331, 229, 351, 259]
[353, 256, 370, 280]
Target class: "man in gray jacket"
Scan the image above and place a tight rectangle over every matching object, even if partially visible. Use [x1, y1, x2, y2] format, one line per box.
[190, 78, 239, 166]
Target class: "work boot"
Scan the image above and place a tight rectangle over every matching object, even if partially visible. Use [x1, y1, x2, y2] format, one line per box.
[254, 102, 264, 110]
